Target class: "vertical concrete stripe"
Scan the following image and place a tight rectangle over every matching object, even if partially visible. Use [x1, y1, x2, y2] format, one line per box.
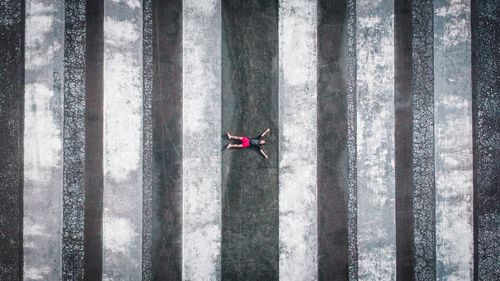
[62, 1, 86, 280]
[102, 0, 143, 280]
[411, 0, 436, 280]
[0, 1, 24, 279]
[83, 0, 104, 279]
[182, 0, 221, 280]
[434, 1, 473, 280]
[355, 0, 396, 280]
[152, 0, 183, 279]
[471, 1, 500, 280]
[221, 1, 279, 280]
[23, 0, 65, 279]
[142, 0, 153, 279]
[345, 1, 358, 279]
[394, 0, 415, 279]
[317, 0, 351, 279]
[278, 0, 317, 280]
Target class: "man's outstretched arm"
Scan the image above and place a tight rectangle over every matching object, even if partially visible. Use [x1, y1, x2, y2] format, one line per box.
[259, 149, 268, 159]
[260, 128, 270, 138]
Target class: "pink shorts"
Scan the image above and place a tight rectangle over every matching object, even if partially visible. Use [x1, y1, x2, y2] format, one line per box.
[241, 137, 250, 148]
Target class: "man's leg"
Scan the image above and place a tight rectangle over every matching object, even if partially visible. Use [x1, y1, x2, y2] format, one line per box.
[226, 143, 243, 149]
[227, 132, 243, 140]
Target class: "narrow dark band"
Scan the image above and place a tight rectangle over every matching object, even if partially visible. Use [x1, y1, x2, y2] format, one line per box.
[346, 1, 357, 279]
[0, 1, 24, 280]
[395, 0, 415, 279]
[317, 0, 351, 279]
[62, 1, 87, 279]
[221, 1, 279, 279]
[471, 1, 499, 280]
[411, 1, 436, 280]
[142, 0, 153, 279]
[150, 0, 183, 279]
[83, 0, 104, 279]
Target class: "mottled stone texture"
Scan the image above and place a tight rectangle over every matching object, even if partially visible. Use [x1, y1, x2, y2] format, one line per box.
[0, 1, 24, 280]
[102, 0, 143, 279]
[471, 1, 499, 280]
[150, 0, 183, 279]
[62, 1, 86, 280]
[434, 1, 474, 280]
[345, 1, 358, 279]
[182, 1, 221, 280]
[142, 0, 153, 279]
[412, 1, 436, 280]
[221, 1, 279, 280]
[317, 0, 356, 280]
[356, 0, 396, 280]
[24, 0, 65, 280]
[83, 0, 104, 279]
[278, 1, 317, 280]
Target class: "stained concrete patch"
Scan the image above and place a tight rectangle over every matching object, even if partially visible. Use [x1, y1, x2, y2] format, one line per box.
[278, 1, 318, 280]
[356, 0, 396, 280]
[434, 1, 473, 280]
[23, 0, 65, 280]
[102, 0, 143, 279]
[182, 0, 222, 280]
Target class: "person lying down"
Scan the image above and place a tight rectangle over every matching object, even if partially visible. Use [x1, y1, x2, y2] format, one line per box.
[226, 128, 270, 159]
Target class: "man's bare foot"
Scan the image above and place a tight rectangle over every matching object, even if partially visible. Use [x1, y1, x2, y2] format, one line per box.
[226, 143, 232, 150]
[226, 132, 231, 139]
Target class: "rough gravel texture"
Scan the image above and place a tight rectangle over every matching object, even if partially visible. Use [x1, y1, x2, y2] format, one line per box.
[0, 1, 24, 279]
[472, 1, 499, 280]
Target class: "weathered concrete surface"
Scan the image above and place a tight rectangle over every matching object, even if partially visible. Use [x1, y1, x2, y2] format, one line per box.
[278, 1, 317, 280]
[182, 0, 221, 280]
[23, 0, 65, 280]
[149, 0, 183, 279]
[317, 0, 356, 279]
[472, 1, 499, 281]
[356, 0, 396, 280]
[434, 1, 473, 280]
[62, 1, 86, 280]
[0, 1, 24, 280]
[412, 1, 436, 280]
[102, 0, 143, 279]
[221, 1, 279, 280]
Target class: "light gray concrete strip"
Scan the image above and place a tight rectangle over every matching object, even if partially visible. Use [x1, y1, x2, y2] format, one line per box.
[278, 1, 317, 280]
[355, 0, 396, 280]
[182, 0, 221, 280]
[23, 0, 65, 280]
[434, 1, 473, 280]
[102, 0, 143, 280]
